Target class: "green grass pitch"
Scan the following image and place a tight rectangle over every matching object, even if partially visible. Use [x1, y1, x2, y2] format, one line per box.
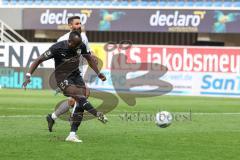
[0, 89, 240, 160]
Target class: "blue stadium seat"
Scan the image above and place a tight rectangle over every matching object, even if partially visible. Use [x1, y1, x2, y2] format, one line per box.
[119, 0, 129, 6]
[102, 0, 111, 6]
[149, 0, 158, 6]
[159, 0, 167, 6]
[11, 0, 17, 5]
[77, 0, 85, 5]
[2, 0, 9, 5]
[176, 0, 185, 6]
[130, 0, 139, 6]
[18, 0, 25, 5]
[140, 0, 149, 6]
[234, 0, 240, 7]
[185, 0, 194, 6]
[3, 0, 237, 8]
[223, 0, 233, 7]
[194, 1, 204, 7]
[42, 0, 50, 5]
[95, 0, 102, 6]
[68, 0, 75, 6]
[85, 0, 95, 6]
[111, 0, 120, 6]
[25, 0, 33, 5]
[167, 0, 176, 7]
[34, 0, 40, 5]
[202, 0, 213, 7]
[213, 0, 223, 7]
[49, 0, 59, 5]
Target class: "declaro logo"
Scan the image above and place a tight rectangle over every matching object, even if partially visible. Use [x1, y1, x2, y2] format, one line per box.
[149, 11, 201, 27]
[40, 9, 88, 25]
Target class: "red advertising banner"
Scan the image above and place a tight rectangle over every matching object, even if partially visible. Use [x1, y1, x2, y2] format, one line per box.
[0, 43, 239, 73]
[106, 45, 240, 73]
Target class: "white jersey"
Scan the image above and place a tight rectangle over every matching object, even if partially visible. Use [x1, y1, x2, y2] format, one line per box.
[57, 32, 91, 52]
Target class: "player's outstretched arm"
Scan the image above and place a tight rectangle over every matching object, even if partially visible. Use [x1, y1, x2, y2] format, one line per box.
[83, 54, 106, 81]
[22, 53, 48, 89]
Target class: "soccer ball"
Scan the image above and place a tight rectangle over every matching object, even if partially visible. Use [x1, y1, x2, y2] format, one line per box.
[155, 111, 173, 128]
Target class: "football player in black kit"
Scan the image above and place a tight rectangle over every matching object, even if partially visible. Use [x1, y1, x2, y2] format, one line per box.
[22, 31, 107, 142]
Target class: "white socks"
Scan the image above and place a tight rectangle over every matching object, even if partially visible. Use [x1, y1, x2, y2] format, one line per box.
[51, 112, 58, 120]
[69, 132, 76, 136]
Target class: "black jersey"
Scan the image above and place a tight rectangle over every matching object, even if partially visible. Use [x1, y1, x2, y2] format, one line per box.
[43, 40, 89, 82]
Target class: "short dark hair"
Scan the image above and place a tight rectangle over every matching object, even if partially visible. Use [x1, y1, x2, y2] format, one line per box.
[69, 31, 81, 41]
[67, 16, 81, 24]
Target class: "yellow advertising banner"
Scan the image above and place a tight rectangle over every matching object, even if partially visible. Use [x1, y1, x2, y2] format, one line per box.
[90, 43, 107, 69]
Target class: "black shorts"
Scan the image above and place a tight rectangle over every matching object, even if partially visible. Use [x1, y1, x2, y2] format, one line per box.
[57, 74, 85, 92]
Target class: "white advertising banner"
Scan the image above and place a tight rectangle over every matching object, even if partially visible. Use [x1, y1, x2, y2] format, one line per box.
[0, 43, 53, 68]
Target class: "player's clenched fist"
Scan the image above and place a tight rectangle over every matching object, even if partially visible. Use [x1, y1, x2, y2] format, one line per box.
[98, 73, 106, 81]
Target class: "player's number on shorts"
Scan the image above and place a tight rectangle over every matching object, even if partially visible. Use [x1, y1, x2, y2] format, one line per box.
[60, 80, 69, 90]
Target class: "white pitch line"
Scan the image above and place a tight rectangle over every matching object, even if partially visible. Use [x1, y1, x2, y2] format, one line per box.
[0, 115, 45, 118]
[0, 112, 240, 118]
[0, 107, 50, 111]
[191, 112, 240, 115]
